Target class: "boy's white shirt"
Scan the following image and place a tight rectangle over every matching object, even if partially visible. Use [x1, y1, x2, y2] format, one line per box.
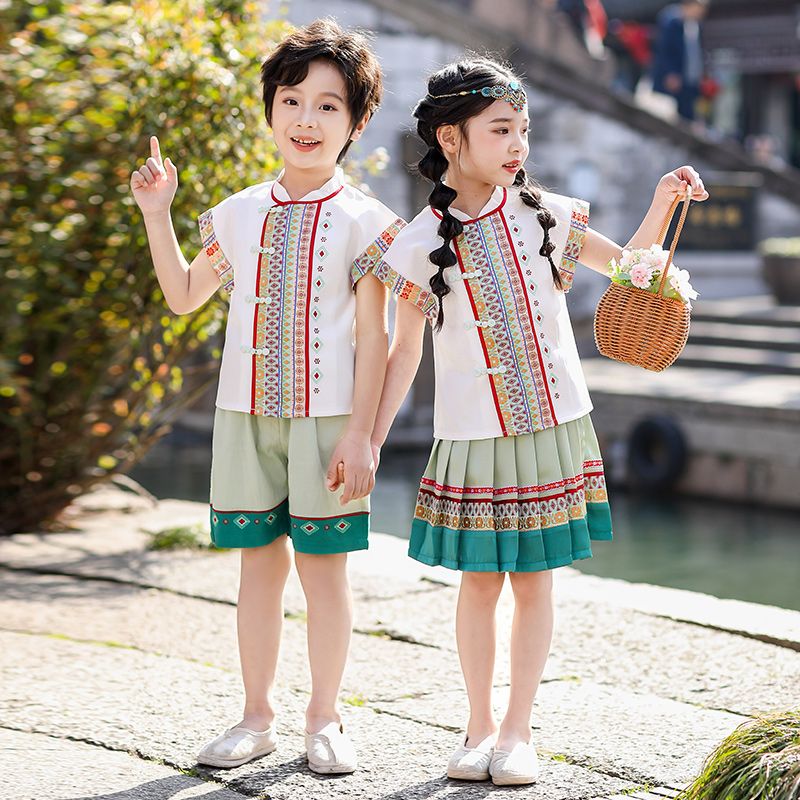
[198, 167, 404, 418]
[374, 185, 592, 441]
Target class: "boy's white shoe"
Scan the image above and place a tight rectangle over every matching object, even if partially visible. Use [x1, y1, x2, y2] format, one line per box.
[489, 740, 540, 785]
[305, 721, 357, 774]
[446, 734, 495, 781]
[197, 722, 278, 768]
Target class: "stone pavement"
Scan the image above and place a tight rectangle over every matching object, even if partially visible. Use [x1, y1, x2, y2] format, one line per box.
[2, 488, 799, 800]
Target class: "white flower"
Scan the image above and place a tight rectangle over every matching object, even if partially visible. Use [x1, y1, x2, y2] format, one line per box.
[668, 266, 698, 302]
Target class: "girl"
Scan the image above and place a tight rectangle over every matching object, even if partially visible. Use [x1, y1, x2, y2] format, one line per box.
[366, 57, 707, 785]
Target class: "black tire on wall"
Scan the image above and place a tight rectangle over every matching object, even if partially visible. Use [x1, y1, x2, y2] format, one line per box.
[626, 416, 688, 491]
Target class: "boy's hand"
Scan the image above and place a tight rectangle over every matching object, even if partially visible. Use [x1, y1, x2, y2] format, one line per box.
[130, 135, 179, 216]
[325, 431, 375, 506]
[656, 166, 709, 203]
[371, 441, 381, 475]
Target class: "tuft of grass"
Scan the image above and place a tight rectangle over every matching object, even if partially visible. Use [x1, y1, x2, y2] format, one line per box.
[147, 524, 217, 551]
[342, 693, 367, 707]
[678, 709, 800, 800]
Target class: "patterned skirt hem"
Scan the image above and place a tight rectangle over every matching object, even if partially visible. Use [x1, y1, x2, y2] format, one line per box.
[408, 502, 612, 574]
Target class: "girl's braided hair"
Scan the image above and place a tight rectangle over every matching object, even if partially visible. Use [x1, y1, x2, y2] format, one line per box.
[413, 57, 562, 331]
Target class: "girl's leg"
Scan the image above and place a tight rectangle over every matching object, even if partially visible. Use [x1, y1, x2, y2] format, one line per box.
[237, 535, 292, 729]
[496, 569, 554, 751]
[294, 551, 352, 733]
[456, 571, 506, 745]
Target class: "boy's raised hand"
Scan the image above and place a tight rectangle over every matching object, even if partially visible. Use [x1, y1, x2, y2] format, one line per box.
[130, 135, 179, 215]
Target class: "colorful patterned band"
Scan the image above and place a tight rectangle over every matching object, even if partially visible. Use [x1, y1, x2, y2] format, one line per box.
[428, 81, 527, 112]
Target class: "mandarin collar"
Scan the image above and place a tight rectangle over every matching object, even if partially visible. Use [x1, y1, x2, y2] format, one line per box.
[270, 167, 345, 205]
[431, 184, 507, 223]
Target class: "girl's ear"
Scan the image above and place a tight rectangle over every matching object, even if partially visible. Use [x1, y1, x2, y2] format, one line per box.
[350, 113, 370, 142]
[436, 124, 459, 155]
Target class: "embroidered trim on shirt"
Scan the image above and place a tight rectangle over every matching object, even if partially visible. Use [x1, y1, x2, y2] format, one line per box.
[558, 198, 590, 292]
[373, 258, 439, 323]
[198, 208, 234, 293]
[250, 201, 321, 417]
[456, 212, 556, 436]
[350, 218, 407, 287]
[414, 460, 608, 532]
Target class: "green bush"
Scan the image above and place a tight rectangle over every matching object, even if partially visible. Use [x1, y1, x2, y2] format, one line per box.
[0, 0, 286, 533]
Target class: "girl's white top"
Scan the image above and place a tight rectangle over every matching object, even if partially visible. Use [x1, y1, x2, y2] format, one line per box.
[198, 168, 403, 417]
[374, 185, 591, 441]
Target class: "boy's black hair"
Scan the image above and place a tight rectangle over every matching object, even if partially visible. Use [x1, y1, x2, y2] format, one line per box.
[413, 57, 561, 332]
[260, 18, 383, 162]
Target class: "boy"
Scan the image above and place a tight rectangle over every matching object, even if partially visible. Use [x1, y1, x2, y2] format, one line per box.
[130, 18, 403, 773]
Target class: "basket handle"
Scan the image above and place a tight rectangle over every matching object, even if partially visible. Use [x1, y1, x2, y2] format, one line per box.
[655, 186, 693, 296]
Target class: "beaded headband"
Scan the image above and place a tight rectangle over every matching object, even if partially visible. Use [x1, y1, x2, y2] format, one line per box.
[427, 81, 527, 113]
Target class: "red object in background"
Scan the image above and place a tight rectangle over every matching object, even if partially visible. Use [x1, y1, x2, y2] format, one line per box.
[585, 0, 608, 40]
[700, 76, 720, 98]
[615, 21, 651, 66]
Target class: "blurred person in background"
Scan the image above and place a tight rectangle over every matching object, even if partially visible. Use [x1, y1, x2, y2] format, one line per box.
[651, 0, 710, 122]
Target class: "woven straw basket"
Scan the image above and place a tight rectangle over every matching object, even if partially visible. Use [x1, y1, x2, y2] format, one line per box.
[593, 188, 693, 372]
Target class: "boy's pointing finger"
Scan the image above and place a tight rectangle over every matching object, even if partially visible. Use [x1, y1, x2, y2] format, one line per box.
[150, 135, 162, 164]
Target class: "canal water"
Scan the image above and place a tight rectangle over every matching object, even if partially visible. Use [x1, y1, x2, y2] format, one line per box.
[132, 437, 800, 612]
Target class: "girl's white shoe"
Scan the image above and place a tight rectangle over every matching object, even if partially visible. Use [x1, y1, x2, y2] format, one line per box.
[489, 741, 540, 785]
[446, 734, 495, 781]
[197, 722, 278, 768]
[305, 721, 357, 774]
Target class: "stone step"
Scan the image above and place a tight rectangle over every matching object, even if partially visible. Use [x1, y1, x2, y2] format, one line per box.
[688, 320, 800, 352]
[693, 297, 800, 328]
[675, 343, 800, 374]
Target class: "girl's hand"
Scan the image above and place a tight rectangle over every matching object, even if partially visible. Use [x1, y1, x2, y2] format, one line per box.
[325, 432, 375, 505]
[657, 166, 709, 203]
[130, 135, 178, 216]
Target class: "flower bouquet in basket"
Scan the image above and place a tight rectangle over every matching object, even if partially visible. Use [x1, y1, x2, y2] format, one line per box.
[607, 244, 698, 308]
[593, 188, 695, 372]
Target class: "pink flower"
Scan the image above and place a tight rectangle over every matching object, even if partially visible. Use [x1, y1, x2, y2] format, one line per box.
[629, 264, 654, 290]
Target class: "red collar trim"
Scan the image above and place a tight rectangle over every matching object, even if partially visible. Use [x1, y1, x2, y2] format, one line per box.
[269, 184, 344, 206]
[429, 188, 507, 224]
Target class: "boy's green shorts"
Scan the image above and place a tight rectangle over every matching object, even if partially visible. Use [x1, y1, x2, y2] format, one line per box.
[209, 408, 369, 553]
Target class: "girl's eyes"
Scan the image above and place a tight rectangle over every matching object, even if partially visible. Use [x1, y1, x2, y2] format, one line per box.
[284, 98, 298, 106]
[494, 128, 530, 135]
[320, 104, 337, 112]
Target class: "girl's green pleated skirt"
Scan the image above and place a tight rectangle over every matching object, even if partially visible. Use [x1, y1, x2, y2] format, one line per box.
[408, 414, 613, 573]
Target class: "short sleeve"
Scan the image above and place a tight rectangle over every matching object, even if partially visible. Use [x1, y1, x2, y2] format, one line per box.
[557, 197, 590, 293]
[198, 202, 235, 294]
[350, 216, 406, 288]
[372, 256, 439, 324]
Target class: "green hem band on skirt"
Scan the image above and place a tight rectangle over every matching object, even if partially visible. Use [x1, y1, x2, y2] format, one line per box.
[409, 500, 612, 573]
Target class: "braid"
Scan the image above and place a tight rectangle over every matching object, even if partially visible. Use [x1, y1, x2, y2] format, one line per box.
[418, 145, 462, 331]
[514, 167, 563, 291]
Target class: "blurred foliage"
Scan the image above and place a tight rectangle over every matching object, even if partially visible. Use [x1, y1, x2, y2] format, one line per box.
[0, 0, 287, 533]
[760, 238, 800, 258]
[147, 523, 220, 551]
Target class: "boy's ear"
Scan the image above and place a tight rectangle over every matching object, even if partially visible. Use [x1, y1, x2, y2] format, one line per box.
[436, 124, 459, 155]
[349, 113, 370, 142]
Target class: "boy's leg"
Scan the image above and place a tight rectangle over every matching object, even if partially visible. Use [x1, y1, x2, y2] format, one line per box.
[294, 551, 352, 732]
[209, 409, 291, 730]
[497, 569, 554, 751]
[456, 571, 505, 745]
[238, 536, 292, 730]
[286, 415, 370, 735]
